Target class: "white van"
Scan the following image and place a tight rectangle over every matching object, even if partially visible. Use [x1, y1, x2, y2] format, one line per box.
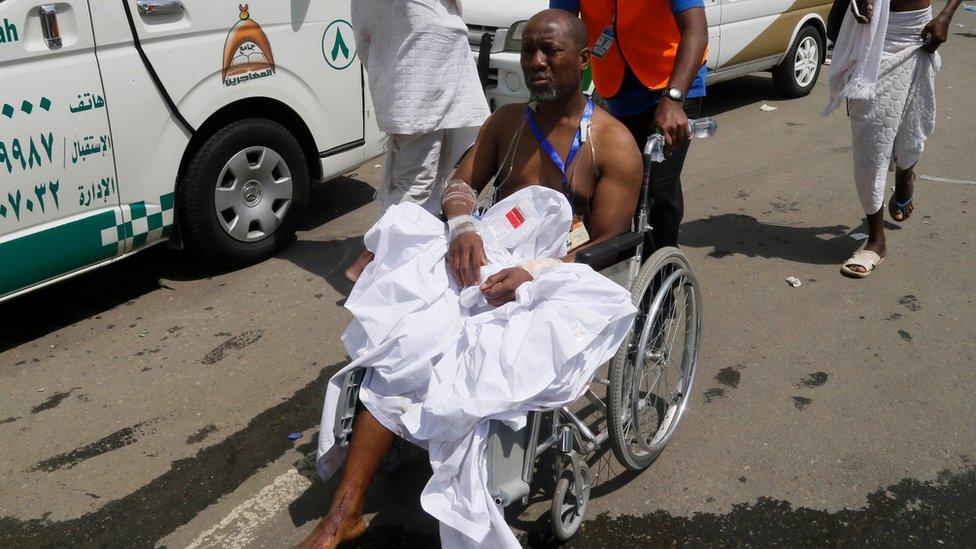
[463, 0, 831, 109]
[0, 0, 383, 302]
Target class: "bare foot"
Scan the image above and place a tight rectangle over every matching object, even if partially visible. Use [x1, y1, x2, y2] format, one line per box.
[292, 510, 366, 549]
[889, 168, 916, 222]
[344, 250, 375, 284]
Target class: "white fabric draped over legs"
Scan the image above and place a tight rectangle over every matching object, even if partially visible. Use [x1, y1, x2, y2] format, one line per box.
[317, 186, 637, 547]
[848, 7, 941, 215]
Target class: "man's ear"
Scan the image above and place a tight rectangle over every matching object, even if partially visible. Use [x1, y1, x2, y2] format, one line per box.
[579, 47, 590, 71]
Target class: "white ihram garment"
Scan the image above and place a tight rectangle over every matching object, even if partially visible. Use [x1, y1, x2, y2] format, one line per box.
[317, 186, 637, 547]
[351, 0, 489, 135]
[847, 8, 941, 214]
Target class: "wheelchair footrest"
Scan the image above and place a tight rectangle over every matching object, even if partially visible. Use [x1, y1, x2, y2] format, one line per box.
[486, 420, 532, 507]
[334, 368, 366, 448]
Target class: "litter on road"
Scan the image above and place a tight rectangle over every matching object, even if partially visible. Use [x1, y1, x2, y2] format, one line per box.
[288, 432, 302, 440]
[786, 276, 802, 287]
[760, 103, 778, 112]
[849, 232, 869, 241]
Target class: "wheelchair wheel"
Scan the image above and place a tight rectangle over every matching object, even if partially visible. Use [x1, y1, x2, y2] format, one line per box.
[550, 461, 591, 541]
[607, 247, 702, 471]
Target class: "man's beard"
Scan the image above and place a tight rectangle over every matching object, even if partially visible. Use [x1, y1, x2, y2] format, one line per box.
[526, 71, 576, 103]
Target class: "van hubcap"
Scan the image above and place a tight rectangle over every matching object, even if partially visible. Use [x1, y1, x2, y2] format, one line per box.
[214, 146, 293, 243]
[794, 36, 819, 88]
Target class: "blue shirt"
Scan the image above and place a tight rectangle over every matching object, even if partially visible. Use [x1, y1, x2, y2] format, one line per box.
[551, 0, 707, 117]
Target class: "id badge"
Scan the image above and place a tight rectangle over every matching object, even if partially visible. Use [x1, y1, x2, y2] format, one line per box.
[591, 27, 615, 59]
[566, 215, 591, 252]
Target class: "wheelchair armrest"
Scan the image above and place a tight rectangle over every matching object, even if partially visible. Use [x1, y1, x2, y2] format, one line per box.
[574, 232, 643, 271]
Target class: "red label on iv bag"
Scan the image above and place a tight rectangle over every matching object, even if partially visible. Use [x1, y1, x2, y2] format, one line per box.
[505, 207, 525, 228]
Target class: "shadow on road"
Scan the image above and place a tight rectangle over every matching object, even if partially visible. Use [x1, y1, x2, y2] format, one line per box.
[680, 214, 863, 265]
[0, 177, 375, 351]
[701, 75, 781, 118]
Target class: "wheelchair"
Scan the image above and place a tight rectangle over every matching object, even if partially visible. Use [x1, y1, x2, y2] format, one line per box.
[333, 134, 702, 541]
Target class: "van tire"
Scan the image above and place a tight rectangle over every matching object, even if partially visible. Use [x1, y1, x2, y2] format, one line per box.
[773, 25, 824, 98]
[179, 118, 309, 267]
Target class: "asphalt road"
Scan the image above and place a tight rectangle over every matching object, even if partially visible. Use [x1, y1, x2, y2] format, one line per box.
[3, 11, 976, 547]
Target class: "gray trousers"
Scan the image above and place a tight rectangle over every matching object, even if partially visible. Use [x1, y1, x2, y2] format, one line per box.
[376, 126, 480, 217]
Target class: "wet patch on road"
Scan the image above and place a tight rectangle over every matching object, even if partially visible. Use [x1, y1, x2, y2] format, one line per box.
[186, 424, 218, 445]
[703, 388, 726, 403]
[201, 330, 265, 364]
[887, 313, 903, 321]
[898, 330, 913, 342]
[0, 362, 342, 548]
[1, 416, 21, 425]
[797, 372, 829, 388]
[31, 388, 82, 414]
[714, 367, 741, 389]
[29, 420, 157, 472]
[899, 295, 921, 312]
[535, 467, 976, 547]
[791, 396, 813, 410]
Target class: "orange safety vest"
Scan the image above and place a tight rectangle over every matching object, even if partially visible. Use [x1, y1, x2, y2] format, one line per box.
[580, 0, 707, 98]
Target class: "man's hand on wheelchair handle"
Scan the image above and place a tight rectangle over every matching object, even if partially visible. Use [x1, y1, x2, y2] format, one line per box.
[449, 232, 488, 287]
[654, 97, 690, 151]
[480, 267, 533, 307]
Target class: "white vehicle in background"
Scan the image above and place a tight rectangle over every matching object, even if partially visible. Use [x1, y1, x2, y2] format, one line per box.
[461, 0, 831, 110]
[0, 0, 382, 302]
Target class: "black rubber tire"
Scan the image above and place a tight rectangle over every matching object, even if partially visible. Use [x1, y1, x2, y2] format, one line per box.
[179, 118, 309, 267]
[772, 25, 824, 98]
[607, 246, 699, 472]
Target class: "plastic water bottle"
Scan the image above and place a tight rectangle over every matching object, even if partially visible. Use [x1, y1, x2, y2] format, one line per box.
[644, 118, 718, 164]
[688, 117, 718, 139]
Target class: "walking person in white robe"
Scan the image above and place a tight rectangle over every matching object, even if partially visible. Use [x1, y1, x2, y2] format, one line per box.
[824, 0, 963, 277]
[344, 0, 490, 283]
[295, 11, 645, 548]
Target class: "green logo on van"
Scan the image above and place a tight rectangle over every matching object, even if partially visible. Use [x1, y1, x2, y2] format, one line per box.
[322, 20, 356, 70]
[0, 18, 19, 45]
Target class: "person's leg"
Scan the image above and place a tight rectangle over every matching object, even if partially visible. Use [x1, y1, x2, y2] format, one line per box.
[847, 97, 896, 273]
[293, 409, 396, 549]
[890, 164, 917, 222]
[346, 136, 403, 283]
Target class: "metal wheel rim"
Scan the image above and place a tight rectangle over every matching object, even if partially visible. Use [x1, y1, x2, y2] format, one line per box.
[214, 146, 293, 242]
[620, 261, 700, 458]
[794, 36, 819, 88]
[555, 465, 590, 532]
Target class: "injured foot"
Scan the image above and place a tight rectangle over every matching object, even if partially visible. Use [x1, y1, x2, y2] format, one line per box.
[889, 169, 916, 222]
[291, 507, 367, 549]
[345, 250, 375, 284]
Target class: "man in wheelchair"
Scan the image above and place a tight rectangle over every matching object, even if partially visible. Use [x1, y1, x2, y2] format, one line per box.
[298, 10, 645, 548]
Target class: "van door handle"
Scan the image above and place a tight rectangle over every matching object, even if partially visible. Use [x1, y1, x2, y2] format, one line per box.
[136, 0, 184, 16]
[39, 4, 62, 49]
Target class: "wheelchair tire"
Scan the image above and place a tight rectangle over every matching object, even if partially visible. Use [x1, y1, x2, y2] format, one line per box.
[550, 462, 591, 541]
[607, 247, 702, 472]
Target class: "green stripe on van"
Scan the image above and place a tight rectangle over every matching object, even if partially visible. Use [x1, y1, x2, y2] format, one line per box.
[0, 211, 118, 296]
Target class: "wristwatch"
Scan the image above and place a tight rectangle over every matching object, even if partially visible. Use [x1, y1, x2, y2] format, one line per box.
[663, 86, 686, 104]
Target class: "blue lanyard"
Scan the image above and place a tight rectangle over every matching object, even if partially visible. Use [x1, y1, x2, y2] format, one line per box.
[525, 97, 594, 197]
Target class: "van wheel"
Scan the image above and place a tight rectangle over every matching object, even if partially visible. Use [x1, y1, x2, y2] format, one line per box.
[179, 118, 309, 267]
[773, 26, 823, 98]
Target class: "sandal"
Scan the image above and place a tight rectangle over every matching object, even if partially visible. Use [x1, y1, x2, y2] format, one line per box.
[841, 248, 885, 278]
[889, 171, 916, 222]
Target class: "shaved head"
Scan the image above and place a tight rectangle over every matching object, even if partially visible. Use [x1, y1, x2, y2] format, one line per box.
[521, 9, 589, 103]
[527, 9, 588, 52]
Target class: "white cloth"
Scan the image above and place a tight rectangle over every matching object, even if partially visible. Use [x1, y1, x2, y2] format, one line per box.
[376, 127, 481, 216]
[848, 8, 940, 214]
[317, 186, 637, 547]
[351, 0, 490, 134]
[823, 0, 891, 116]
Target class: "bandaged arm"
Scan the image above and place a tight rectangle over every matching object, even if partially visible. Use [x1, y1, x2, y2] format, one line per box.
[442, 178, 479, 241]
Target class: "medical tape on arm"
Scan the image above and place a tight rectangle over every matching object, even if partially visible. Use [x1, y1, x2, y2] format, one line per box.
[447, 214, 478, 241]
[442, 179, 478, 213]
[518, 258, 563, 279]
